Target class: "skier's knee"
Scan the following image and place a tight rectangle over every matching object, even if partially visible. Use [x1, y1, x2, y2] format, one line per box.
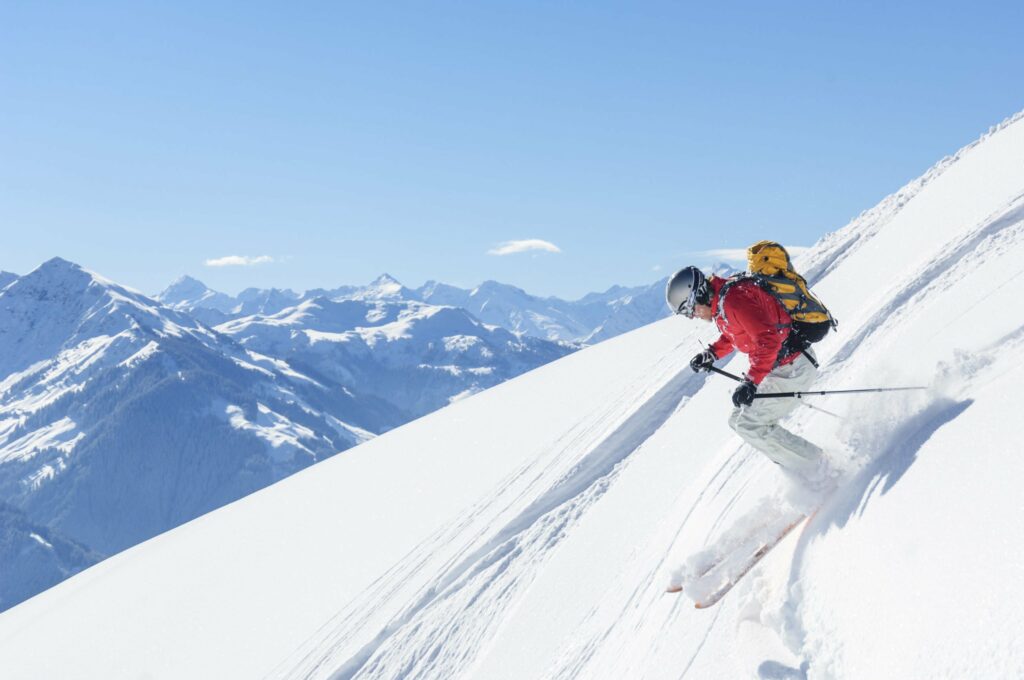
[731, 415, 772, 442]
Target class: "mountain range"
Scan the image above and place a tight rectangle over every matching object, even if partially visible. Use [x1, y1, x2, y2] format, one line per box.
[157, 272, 675, 344]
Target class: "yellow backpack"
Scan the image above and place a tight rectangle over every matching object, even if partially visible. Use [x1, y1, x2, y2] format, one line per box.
[743, 240, 836, 343]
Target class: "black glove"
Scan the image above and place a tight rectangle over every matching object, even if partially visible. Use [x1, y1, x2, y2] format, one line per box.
[732, 379, 757, 407]
[689, 349, 716, 373]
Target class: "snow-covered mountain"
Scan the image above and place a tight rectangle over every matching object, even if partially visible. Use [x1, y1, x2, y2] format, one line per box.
[217, 296, 575, 418]
[157, 275, 302, 326]
[0, 259, 399, 610]
[425, 263, 744, 343]
[414, 278, 672, 343]
[158, 274, 238, 313]
[155, 270, 668, 415]
[3, 110, 1023, 680]
[159, 273, 675, 344]
[302, 273, 415, 302]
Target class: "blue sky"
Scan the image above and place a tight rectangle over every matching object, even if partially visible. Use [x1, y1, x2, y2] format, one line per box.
[2, 1, 1022, 299]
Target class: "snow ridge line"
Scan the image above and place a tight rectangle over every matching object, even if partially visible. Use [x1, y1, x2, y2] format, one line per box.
[800, 109, 1024, 286]
[826, 192, 1024, 371]
[278, 357, 699, 680]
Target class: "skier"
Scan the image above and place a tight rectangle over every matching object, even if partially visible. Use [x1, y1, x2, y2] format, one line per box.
[666, 266, 832, 492]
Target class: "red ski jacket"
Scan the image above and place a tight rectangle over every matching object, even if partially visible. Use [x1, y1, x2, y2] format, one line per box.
[707, 276, 797, 385]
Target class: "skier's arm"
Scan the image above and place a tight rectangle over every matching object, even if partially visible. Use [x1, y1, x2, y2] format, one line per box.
[708, 334, 734, 359]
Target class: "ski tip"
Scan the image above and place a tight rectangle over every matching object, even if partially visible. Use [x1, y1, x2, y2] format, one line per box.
[665, 584, 683, 594]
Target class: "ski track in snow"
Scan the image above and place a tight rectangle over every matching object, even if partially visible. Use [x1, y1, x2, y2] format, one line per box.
[269, 342, 702, 680]
[540, 448, 751, 680]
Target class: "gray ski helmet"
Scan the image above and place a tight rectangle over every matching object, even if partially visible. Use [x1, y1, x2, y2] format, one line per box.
[666, 266, 710, 317]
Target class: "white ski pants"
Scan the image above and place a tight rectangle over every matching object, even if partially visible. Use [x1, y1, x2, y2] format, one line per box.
[729, 352, 822, 475]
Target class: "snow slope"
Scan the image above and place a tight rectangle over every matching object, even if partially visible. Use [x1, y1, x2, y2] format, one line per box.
[2, 111, 1023, 680]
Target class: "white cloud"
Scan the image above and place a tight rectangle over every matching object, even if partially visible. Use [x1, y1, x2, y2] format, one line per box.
[204, 255, 275, 267]
[486, 239, 562, 256]
[699, 248, 748, 263]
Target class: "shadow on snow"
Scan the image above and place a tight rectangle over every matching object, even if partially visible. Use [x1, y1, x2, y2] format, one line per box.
[769, 396, 974, 678]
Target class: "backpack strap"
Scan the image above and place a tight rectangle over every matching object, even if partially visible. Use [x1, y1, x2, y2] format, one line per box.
[715, 276, 791, 331]
[754, 274, 837, 330]
[717, 276, 816, 369]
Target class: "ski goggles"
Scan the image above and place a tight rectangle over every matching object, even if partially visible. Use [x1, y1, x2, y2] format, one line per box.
[675, 287, 698, 318]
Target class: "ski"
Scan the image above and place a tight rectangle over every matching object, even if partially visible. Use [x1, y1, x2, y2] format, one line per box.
[665, 560, 717, 594]
[692, 513, 810, 609]
[665, 510, 806, 595]
[665, 545, 737, 594]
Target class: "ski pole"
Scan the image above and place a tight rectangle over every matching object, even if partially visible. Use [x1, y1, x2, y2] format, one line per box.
[698, 351, 925, 400]
[792, 399, 844, 419]
[707, 366, 743, 382]
[754, 386, 928, 399]
[703, 365, 921, 404]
